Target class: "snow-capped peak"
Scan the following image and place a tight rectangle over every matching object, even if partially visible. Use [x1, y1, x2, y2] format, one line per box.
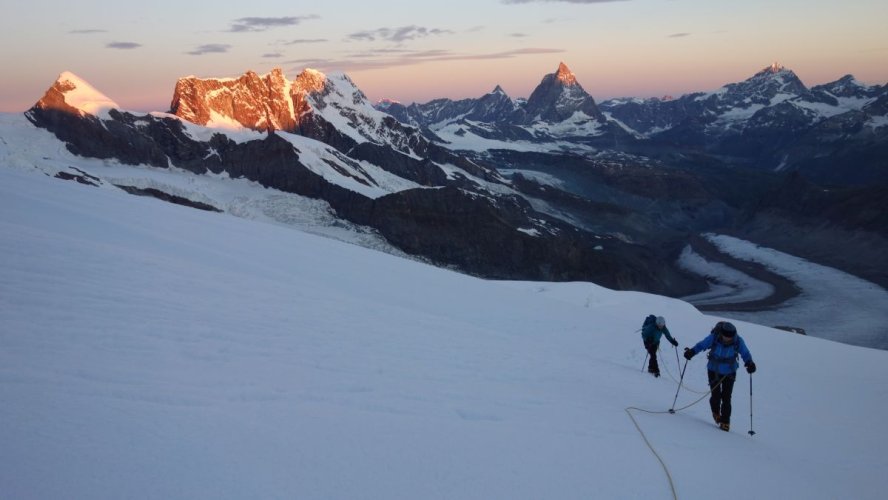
[38, 71, 119, 119]
[555, 62, 577, 86]
[830, 74, 870, 91]
[754, 62, 792, 79]
[376, 98, 402, 107]
[490, 85, 507, 96]
[293, 67, 327, 94]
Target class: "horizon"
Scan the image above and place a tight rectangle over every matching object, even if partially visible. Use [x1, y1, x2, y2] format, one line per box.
[2, 0, 887, 112]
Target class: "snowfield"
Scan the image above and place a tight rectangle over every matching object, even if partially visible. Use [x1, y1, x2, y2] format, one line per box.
[3, 163, 888, 500]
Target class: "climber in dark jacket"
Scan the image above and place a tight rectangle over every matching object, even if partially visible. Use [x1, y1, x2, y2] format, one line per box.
[684, 321, 756, 431]
[642, 315, 678, 378]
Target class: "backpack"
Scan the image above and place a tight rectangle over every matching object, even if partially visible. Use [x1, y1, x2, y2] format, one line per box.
[708, 322, 740, 366]
[643, 314, 657, 329]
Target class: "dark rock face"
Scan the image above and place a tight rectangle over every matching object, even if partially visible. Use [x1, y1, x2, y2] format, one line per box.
[115, 185, 222, 212]
[334, 185, 697, 292]
[733, 172, 888, 288]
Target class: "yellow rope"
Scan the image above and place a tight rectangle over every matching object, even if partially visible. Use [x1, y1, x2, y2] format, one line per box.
[624, 407, 679, 500]
[624, 356, 729, 500]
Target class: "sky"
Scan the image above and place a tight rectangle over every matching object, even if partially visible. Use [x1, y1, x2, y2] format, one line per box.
[1, 0, 887, 112]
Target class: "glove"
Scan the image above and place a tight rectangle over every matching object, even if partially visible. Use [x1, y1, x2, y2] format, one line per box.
[670, 338, 679, 347]
[746, 361, 757, 374]
[683, 348, 695, 360]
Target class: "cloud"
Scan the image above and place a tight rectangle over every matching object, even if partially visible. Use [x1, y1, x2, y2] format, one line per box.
[69, 29, 107, 34]
[667, 32, 691, 38]
[228, 15, 319, 33]
[106, 41, 142, 50]
[503, 0, 627, 4]
[510, 33, 529, 38]
[277, 38, 327, 45]
[262, 52, 284, 58]
[294, 47, 565, 73]
[347, 25, 454, 43]
[186, 44, 232, 56]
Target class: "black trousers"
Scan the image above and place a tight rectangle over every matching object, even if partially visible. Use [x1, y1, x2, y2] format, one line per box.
[708, 370, 737, 423]
[644, 340, 659, 373]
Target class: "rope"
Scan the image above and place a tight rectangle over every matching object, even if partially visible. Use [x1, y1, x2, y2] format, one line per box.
[624, 351, 730, 500]
[624, 407, 679, 500]
[659, 346, 708, 394]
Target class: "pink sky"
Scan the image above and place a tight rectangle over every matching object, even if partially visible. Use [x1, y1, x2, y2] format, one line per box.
[1, 0, 887, 112]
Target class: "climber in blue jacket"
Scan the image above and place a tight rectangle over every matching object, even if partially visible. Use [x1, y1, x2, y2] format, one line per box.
[684, 321, 756, 432]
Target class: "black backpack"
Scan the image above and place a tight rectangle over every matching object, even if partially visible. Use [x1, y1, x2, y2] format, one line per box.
[642, 314, 657, 330]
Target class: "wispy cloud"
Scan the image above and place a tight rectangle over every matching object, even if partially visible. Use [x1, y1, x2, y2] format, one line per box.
[347, 26, 453, 43]
[667, 32, 691, 38]
[293, 47, 565, 72]
[106, 41, 141, 49]
[69, 29, 107, 34]
[228, 15, 319, 33]
[277, 38, 327, 45]
[504, 0, 628, 4]
[186, 44, 231, 56]
[262, 52, 284, 58]
[510, 33, 529, 38]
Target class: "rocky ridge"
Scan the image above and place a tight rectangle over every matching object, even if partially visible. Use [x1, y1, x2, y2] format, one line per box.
[22, 69, 698, 293]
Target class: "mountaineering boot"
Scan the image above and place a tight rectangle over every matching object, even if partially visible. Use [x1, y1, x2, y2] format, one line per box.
[719, 422, 730, 432]
[712, 412, 721, 424]
[648, 368, 660, 378]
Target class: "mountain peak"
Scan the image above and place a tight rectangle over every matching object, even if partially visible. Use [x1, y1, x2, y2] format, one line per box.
[33, 71, 119, 118]
[555, 62, 577, 86]
[754, 61, 791, 78]
[519, 61, 603, 123]
[293, 67, 328, 94]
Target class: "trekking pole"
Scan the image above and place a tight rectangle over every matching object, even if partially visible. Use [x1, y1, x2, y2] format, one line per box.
[748, 374, 756, 436]
[668, 358, 689, 414]
[673, 345, 681, 375]
[642, 353, 649, 372]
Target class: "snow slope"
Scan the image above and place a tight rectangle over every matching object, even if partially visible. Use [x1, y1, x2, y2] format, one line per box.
[0, 112, 409, 254]
[2, 166, 888, 499]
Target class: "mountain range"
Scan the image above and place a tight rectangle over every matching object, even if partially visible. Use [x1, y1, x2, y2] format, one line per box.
[9, 61, 888, 300]
[378, 62, 888, 185]
[378, 62, 888, 289]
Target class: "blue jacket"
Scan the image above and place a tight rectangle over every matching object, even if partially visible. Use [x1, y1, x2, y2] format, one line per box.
[690, 333, 753, 375]
[641, 323, 676, 346]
